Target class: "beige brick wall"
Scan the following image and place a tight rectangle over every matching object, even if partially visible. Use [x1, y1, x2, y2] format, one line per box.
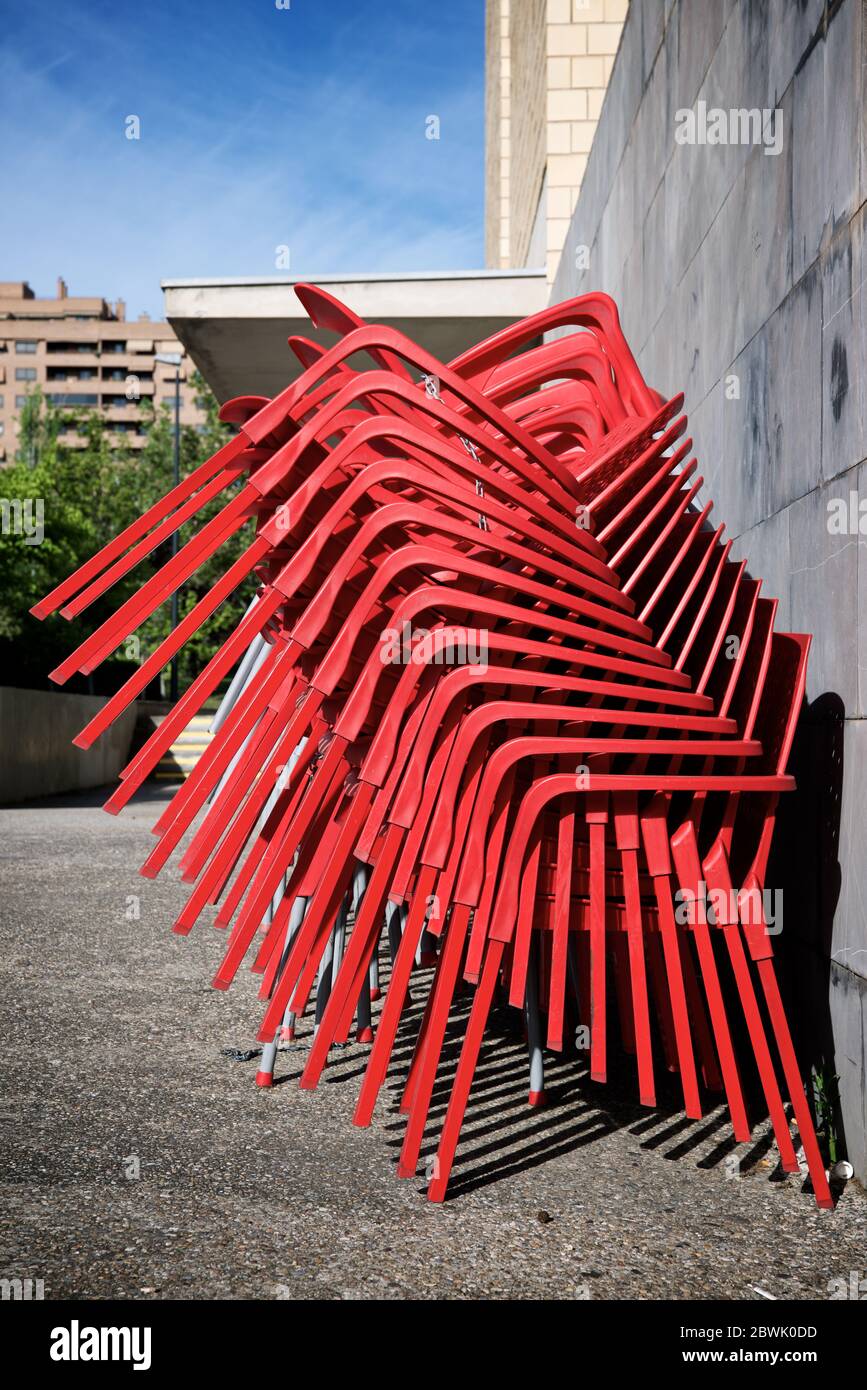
[508, 0, 547, 267]
[543, 0, 626, 280]
[484, 0, 511, 267]
[485, 0, 627, 278]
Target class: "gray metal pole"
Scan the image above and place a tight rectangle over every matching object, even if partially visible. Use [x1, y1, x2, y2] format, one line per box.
[169, 367, 181, 705]
[526, 938, 546, 1107]
[256, 894, 309, 1085]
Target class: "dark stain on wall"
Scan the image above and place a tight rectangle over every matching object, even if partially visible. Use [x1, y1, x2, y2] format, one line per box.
[830, 337, 849, 423]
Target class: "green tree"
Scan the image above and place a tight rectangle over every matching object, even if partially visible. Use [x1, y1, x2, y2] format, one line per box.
[141, 374, 256, 692]
[0, 377, 253, 696]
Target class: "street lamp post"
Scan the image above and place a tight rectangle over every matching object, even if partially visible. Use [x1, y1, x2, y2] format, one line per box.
[154, 352, 182, 703]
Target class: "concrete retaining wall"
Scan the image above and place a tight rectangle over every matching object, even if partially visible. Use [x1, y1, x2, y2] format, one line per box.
[553, 0, 867, 1178]
[0, 688, 136, 804]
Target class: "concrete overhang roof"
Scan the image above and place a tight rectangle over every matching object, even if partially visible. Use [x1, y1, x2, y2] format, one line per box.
[162, 268, 547, 403]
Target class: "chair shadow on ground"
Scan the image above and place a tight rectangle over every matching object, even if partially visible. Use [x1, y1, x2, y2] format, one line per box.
[393, 1009, 796, 1202]
[262, 693, 845, 1203]
[270, 978, 809, 1204]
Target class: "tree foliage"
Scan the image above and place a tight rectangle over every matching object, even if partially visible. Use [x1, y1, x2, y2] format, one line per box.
[0, 377, 254, 695]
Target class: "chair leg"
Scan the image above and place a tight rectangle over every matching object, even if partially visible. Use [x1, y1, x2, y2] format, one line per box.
[704, 849, 800, 1173]
[622, 846, 655, 1105]
[671, 827, 752, 1141]
[398, 904, 471, 1175]
[677, 919, 723, 1091]
[757, 961, 834, 1209]
[353, 869, 437, 1127]
[255, 894, 307, 1085]
[653, 878, 703, 1117]
[525, 937, 546, 1107]
[427, 939, 505, 1202]
[718, 921, 800, 1173]
[589, 823, 607, 1083]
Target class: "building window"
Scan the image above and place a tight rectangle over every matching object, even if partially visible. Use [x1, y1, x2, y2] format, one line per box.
[15, 395, 27, 407]
[102, 341, 126, 354]
[0, 395, 4, 408]
[14, 340, 37, 353]
[15, 368, 37, 381]
[48, 367, 96, 382]
[46, 393, 98, 406]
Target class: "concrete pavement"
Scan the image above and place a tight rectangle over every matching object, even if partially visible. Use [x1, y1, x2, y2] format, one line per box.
[1, 786, 865, 1301]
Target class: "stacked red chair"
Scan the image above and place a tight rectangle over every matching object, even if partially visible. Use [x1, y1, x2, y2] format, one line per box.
[33, 284, 833, 1209]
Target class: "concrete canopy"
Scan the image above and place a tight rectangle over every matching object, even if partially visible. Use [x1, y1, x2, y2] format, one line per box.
[161, 269, 547, 404]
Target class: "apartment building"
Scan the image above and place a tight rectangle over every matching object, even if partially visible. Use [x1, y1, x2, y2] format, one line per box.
[0, 278, 206, 462]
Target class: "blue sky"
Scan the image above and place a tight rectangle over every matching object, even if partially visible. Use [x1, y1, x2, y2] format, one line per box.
[0, 0, 485, 319]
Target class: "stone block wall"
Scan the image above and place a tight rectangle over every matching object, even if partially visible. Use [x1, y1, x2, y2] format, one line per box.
[552, 0, 867, 1179]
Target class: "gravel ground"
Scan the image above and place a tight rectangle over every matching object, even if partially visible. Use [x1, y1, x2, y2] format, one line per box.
[0, 785, 865, 1302]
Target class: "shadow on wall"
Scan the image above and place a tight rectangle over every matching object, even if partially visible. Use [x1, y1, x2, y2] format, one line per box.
[771, 693, 846, 1164]
[0, 687, 138, 804]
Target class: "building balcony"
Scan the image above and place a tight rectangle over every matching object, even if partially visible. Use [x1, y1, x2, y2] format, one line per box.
[42, 350, 102, 367]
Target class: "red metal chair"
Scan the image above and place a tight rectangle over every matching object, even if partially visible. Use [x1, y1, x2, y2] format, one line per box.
[32, 282, 832, 1212]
